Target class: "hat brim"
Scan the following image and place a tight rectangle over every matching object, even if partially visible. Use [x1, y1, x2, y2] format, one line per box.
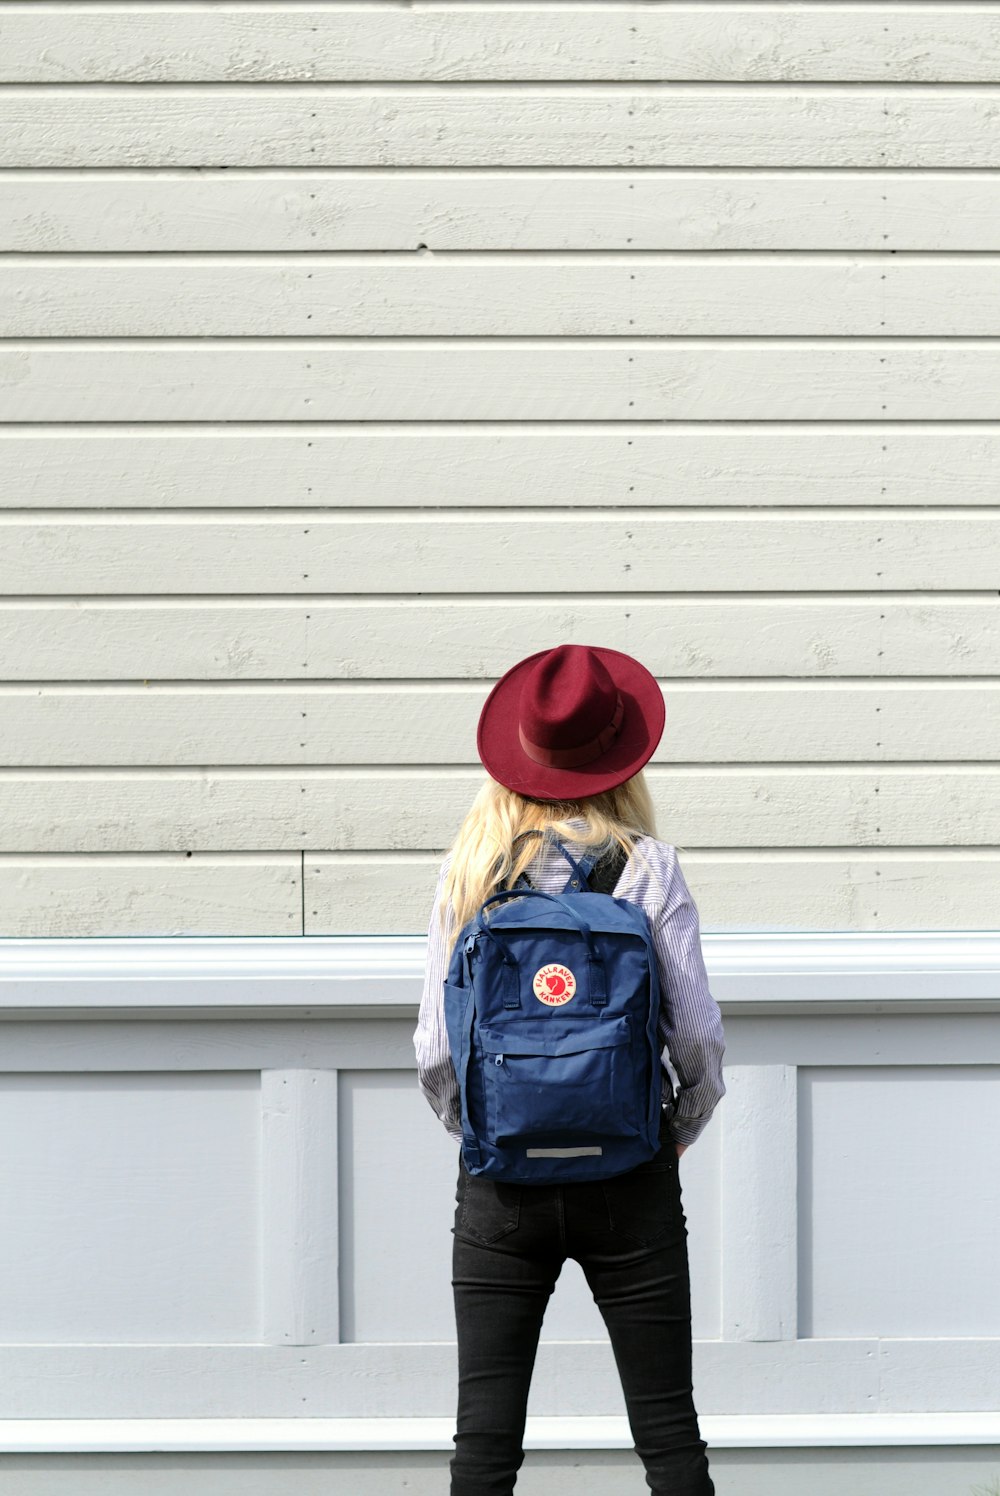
[476, 645, 665, 802]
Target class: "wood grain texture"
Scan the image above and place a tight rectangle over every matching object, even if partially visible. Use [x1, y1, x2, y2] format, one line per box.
[1, 513, 996, 593]
[1, 3, 998, 934]
[0, 768, 997, 851]
[2, 425, 1000, 508]
[3, 89, 1000, 170]
[3, 7, 999, 84]
[12, 256, 1000, 337]
[307, 851, 1000, 935]
[9, 343, 1000, 420]
[0, 600, 996, 679]
[2, 850, 1000, 936]
[1, 683, 997, 764]
[0, 855, 302, 936]
[5, 172, 1000, 252]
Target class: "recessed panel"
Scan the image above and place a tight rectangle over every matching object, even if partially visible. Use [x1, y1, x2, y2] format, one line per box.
[339, 1071, 720, 1344]
[800, 1066, 1000, 1338]
[0, 1072, 260, 1342]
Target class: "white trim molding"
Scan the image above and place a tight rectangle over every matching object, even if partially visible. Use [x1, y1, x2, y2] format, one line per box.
[0, 930, 998, 1018]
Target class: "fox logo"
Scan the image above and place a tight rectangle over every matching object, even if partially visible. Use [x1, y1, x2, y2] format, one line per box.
[532, 963, 577, 1006]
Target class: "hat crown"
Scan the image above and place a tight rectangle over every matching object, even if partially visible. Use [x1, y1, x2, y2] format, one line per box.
[519, 644, 617, 750]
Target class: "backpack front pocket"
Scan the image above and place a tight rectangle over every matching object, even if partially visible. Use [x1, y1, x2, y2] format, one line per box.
[478, 1016, 639, 1146]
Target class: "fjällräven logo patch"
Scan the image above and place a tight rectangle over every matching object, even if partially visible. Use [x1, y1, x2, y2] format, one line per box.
[532, 963, 577, 1006]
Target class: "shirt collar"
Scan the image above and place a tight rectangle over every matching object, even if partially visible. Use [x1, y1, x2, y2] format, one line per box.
[539, 814, 590, 844]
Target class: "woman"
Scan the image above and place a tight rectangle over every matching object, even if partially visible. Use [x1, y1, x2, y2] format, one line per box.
[414, 642, 726, 1496]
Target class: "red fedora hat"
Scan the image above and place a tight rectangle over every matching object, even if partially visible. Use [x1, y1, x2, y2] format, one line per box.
[476, 643, 665, 802]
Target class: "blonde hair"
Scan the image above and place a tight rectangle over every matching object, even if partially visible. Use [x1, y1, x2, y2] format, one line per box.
[437, 769, 660, 963]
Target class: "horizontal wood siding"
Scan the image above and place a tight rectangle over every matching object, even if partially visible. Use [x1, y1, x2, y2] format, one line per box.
[4, 10, 1000, 84]
[2, 683, 998, 764]
[0, 4, 998, 934]
[6, 89, 1000, 169]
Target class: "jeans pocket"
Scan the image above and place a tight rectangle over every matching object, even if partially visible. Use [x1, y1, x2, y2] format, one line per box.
[455, 1166, 522, 1245]
[600, 1154, 681, 1247]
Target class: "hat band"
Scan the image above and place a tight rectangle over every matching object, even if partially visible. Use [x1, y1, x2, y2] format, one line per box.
[518, 691, 624, 769]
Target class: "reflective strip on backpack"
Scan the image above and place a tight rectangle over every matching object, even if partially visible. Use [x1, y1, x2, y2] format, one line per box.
[525, 1145, 603, 1158]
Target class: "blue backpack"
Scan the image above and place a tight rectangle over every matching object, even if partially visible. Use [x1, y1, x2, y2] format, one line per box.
[443, 831, 665, 1183]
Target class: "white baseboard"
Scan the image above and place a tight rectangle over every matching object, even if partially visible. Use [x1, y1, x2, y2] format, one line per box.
[0, 1414, 999, 1453]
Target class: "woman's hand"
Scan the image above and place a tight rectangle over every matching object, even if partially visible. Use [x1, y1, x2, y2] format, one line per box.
[675, 1141, 689, 1158]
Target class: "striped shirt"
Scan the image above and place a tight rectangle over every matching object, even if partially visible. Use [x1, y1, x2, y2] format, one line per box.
[413, 816, 727, 1148]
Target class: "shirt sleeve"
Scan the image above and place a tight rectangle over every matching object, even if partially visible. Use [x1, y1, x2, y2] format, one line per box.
[412, 858, 463, 1143]
[652, 847, 727, 1146]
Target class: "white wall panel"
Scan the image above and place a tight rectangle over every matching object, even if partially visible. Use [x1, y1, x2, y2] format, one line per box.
[338, 1068, 465, 1346]
[799, 1065, 1000, 1340]
[0, 932, 995, 1442]
[338, 1066, 724, 1346]
[0, 1069, 260, 1342]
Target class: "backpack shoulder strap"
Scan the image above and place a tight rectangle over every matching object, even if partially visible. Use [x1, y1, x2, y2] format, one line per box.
[502, 831, 632, 895]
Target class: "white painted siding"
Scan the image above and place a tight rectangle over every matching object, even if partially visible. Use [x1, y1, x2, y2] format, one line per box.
[1, 930, 999, 1491]
[1, 7, 999, 935]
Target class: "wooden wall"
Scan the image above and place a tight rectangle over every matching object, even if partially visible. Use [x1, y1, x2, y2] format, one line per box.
[1, 5, 999, 936]
[0, 932, 997, 1450]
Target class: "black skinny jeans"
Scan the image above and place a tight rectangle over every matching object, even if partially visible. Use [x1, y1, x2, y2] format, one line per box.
[450, 1109, 715, 1496]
